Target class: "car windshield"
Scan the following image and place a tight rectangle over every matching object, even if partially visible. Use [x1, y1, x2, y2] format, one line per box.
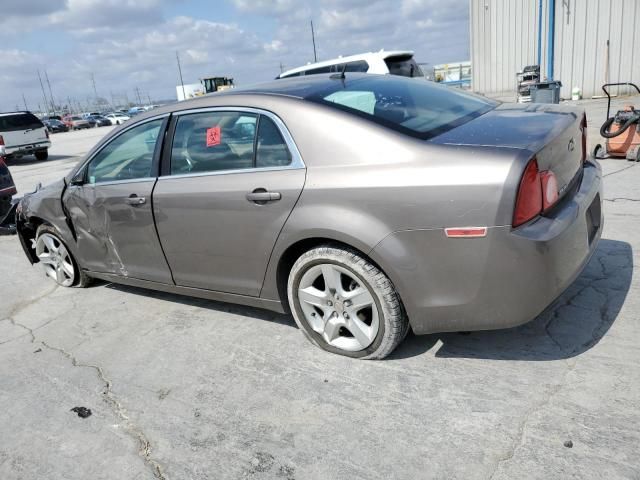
[0, 113, 43, 132]
[307, 75, 497, 140]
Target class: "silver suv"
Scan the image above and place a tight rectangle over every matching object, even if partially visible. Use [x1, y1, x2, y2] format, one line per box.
[0, 111, 51, 160]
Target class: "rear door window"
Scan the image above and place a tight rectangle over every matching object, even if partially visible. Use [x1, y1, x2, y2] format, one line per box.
[256, 117, 291, 168]
[0, 113, 44, 132]
[170, 111, 258, 175]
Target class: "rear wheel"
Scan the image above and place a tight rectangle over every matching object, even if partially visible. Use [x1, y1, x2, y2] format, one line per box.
[287, 245, 408, 359]
[35, 225, 91, 287]
[35, 149, 48, 161]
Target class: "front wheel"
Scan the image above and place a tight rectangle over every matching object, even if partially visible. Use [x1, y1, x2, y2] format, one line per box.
[35, 149, 48, 161]
[35, 225, 91, 287]
[287, 245, 408, 359]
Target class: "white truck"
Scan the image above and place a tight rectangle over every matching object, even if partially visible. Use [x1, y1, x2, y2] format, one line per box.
[0, 111, 51, 160]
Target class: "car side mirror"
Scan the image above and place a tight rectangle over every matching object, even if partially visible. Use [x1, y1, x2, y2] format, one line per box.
[70, 168, 86, 186]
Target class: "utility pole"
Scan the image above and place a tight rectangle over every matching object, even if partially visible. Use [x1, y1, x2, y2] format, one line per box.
[176, 51, 186, 100]
[37, 70, 50, 116]
[310, 20, 318, 63]
[44, 70, 56, 114]
[22, 93, 28, 111]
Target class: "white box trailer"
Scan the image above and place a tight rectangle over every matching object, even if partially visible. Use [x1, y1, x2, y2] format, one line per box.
[176, 83, 205, 101]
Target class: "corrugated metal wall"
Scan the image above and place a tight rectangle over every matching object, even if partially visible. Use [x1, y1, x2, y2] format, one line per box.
[471, 0, 640, 99]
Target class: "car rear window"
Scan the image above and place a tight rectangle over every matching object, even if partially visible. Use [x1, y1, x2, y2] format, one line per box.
[0, 113, 44, 132]
[307, 75, 497, 140]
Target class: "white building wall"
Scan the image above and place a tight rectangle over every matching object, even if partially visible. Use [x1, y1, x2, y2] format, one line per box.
[471, 0, 640, 99]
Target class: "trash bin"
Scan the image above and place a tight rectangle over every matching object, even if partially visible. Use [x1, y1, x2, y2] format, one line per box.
[530, 81, 563, 104]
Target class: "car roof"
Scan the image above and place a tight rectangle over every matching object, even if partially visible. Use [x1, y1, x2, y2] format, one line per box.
[128, 73, 405, 122]
[0, 111, 32, 117]
[279, 50, 414, 78]
[210, 73, 375, 100]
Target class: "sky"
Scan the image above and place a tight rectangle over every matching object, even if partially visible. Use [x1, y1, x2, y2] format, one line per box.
[0, 0, 470, 112]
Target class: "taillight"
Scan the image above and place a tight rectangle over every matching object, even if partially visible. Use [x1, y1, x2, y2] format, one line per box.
[513, 158, 559, 227]
[0, 135, 4, 146]
[581, 114, 587, 164]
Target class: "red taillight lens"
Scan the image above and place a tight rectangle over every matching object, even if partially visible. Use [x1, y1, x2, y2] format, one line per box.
[0, 135, 5, 146]
[513, 159, 543, 227]
[513, 158, 560, 227]
[581, 114, 587, 164]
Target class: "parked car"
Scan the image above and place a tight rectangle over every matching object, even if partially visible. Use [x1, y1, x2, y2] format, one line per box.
[88, 115, 112, 127]
[15, 74, 602, 359]
[278, 50, 424, 79]
[0, 111, 51, 160]
[105, 113, 130, 125]
[0, 155, 16, 222]
[62, 115, 91, 130]
[44, 119, 69, 133]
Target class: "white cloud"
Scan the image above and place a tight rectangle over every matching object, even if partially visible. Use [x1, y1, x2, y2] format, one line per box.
[0, 0, 469, 111]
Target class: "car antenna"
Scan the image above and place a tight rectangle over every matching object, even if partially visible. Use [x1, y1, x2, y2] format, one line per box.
[330, 63, 348, 82]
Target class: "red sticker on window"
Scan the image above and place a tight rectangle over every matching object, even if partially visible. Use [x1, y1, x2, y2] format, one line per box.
[206, 126, 221, 147]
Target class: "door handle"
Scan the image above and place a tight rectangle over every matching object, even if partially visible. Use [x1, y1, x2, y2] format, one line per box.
[246, 189, 281, 204]
[125, 194, 146, 206]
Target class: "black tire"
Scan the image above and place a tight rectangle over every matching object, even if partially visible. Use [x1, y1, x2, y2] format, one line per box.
[287, 245, 409, 360]
[35, 150, 48, 161]
[592, 144, 603, 159]
[35, 225, 92, 288]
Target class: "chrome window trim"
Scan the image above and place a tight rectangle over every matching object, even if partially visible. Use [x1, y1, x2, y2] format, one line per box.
[158, 106, 305, 181]
[75, 114, 170, 181]
[72, 177, 157, 188]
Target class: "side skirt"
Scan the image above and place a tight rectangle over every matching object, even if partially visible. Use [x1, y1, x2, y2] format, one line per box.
[86, 271, 287, 314]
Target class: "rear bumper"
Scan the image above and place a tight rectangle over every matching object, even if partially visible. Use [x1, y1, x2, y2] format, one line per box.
[370, 160, 603, 335]
[5, 141, 51, 155]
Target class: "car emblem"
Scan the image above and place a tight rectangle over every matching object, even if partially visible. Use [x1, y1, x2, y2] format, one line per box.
[568, 138, 575, 152]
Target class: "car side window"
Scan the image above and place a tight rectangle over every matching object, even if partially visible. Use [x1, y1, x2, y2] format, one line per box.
[170, 112, 257, 175]
[87, 119, 163, 184]
[256, 116, 291, 168]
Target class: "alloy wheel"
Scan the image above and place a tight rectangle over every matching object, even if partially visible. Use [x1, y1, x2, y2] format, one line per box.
[297, 263, 379, 351]
[35, 233, 75, 287]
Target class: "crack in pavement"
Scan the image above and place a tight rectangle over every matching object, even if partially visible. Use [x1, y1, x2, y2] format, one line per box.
[604, 197, 640, 202]
[488, 248, 628, 479]
[487, 360, 576, 480]
[602, 162, 638, 178]
[40, 341, 167, 480]
[4, 289, 167, 480]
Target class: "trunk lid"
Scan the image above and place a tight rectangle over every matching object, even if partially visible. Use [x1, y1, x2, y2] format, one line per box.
[430, 103, 585, 199]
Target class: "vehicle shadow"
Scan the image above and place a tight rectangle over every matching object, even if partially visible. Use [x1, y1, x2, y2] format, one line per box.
[104, 283, 296, 329]
[101, 239, 631, 362]
[390, 238, 633, 361]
